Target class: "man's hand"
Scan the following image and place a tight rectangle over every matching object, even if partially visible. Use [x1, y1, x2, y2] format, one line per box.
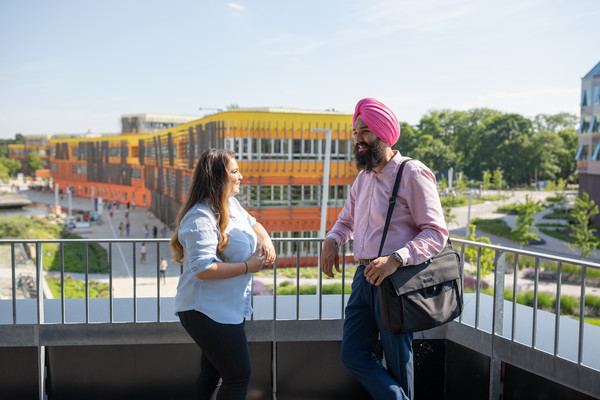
[364, 255, 401, 286]
[320, 237, 340, 278]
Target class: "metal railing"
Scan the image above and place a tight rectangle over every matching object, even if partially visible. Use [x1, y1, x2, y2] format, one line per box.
[1, 237, 600, 398]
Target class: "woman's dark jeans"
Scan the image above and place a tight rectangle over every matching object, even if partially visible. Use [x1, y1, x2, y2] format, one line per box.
[178, 310, 251, 400]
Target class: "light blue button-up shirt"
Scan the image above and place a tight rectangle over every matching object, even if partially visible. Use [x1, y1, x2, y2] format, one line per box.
[174, 196, 257, 324]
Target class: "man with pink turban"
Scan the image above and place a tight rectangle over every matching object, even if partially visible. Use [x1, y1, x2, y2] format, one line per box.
[321, 98, 448, 399]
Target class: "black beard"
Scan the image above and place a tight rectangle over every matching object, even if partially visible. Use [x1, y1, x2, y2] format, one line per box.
[354, 138, 388, 171]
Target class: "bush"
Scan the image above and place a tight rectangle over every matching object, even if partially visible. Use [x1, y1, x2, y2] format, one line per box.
[45, 275, 110, 298]
[0, 216, 109, 274]
[585, 295, 600, 310]
[42, 241, 109, 274]
[322, 283, 352, 295]
[496, 203, 521, 214]
[557, 295, 578, 315]
[273, 282, 351, 295]
[463, 276, 490, 291]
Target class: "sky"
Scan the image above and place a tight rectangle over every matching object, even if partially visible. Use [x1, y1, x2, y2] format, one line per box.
[0, 0, 599, 139]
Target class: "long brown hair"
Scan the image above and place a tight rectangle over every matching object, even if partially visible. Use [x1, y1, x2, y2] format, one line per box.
[170, 149, 235, 264]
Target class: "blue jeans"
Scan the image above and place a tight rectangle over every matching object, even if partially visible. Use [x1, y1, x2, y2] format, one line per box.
[178, 310, 251, 400]
[341, 265, 414, 400]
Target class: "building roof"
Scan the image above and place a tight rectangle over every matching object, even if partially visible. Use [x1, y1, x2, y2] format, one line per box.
[584, 61, 600, 79]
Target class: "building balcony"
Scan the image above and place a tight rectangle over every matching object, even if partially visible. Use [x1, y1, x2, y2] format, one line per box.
[1, 238, 599, 399]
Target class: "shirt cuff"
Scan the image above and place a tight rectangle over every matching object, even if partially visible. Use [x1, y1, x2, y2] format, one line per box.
[395, 248, 411, 267]
[189, 257, 220, 273]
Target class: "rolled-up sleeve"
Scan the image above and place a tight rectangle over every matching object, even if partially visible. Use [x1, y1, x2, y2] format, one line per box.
[179, 209, 222, 274]
[396, 163, 448, 266]
[327, 180, 357, 246]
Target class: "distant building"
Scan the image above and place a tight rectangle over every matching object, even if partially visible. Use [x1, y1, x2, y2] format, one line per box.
[7, 135, 51, 174]
[576, 61, 600, 222]
[41, 107, 357, 267]
[121, 114, 198, 134]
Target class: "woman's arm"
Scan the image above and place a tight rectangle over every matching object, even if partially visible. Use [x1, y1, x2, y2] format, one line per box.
[253, 222, 276, 267]
[195, 255, 263, 280]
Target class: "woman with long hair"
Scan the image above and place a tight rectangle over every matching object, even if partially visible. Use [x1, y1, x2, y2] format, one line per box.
[171, 148, 276, 400]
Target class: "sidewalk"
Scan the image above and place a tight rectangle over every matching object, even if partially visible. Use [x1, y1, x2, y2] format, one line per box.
[447, 190, 600, 298]
[447, 190, 600, 262]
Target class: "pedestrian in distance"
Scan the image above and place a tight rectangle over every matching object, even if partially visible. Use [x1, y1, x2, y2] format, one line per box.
[171, 148, 276, 400]
[118, 222, 124, 237]
[152, 225, 158, 239]
[140, 242, 147, 264]
[160, 225, 167, 238]
[159, 257, 168, 284]
[320, 98, 448, 400]
[126, 220, 130, 237]
[144, 224, 150, 239]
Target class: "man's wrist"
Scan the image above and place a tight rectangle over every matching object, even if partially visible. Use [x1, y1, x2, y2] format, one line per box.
[393, 252, 403, 267]
[326, 237, 339, 247]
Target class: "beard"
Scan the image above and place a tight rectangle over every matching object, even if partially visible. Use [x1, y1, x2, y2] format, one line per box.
[354, 137, 388, 171]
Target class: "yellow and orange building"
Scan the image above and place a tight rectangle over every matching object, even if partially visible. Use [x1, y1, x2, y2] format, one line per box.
[20, 108, 359, 267]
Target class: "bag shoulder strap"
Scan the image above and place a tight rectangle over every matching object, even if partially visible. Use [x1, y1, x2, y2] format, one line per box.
[377, 158, 412, 257]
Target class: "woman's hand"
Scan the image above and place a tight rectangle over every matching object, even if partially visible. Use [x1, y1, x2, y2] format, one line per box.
[256, 238, 276, 268]
[246, 248, 267, 273]
[251, 223, 277, 270]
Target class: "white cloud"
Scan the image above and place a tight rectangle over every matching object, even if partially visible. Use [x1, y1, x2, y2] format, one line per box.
[228, 3, 245, 11]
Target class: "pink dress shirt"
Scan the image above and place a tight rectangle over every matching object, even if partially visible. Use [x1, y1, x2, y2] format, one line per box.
[327, 151, 448, 266]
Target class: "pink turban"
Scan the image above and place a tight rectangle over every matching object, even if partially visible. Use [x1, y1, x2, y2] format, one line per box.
[352, 98, 400, 146]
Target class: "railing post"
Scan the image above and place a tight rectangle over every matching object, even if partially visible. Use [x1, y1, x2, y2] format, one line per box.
[489, 251, 505, 400]
[36, 243, 46, 400]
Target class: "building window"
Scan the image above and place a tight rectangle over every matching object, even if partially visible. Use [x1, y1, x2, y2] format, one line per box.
[590, 116, 598, 133]
[579, 117, 591, 133]
[575, 145, 588, 161]
[581, 89, 590, 107]
[592, 116, 600, 133]
[594, 87, 600, 105]
[592, 144, 600, 161]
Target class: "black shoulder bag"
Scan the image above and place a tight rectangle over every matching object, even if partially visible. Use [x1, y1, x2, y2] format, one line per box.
[376, 159, 463, 334]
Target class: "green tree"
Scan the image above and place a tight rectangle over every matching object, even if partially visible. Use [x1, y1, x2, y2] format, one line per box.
[460, 108, 502, 180]
[27, 152, 44, 171]
[408, 134, 456, 172]
[0, 157, 21, 177]
[0, 162, 9, 182]
[442, 193, 457, 226]
[511, 195, 543, 247]
[557, 128, 578, 182]
[533, 113, 578, 133]
[394, 122, 420, 156]
[566, 192, 599, 259]
[455, 172, 467, 193]
[483, 170, 491, 190]
[531, 130, 567, 181]
[475, 114, 535, 185]
[492, 169, 504, 190]
[464, 224, 495, 275]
